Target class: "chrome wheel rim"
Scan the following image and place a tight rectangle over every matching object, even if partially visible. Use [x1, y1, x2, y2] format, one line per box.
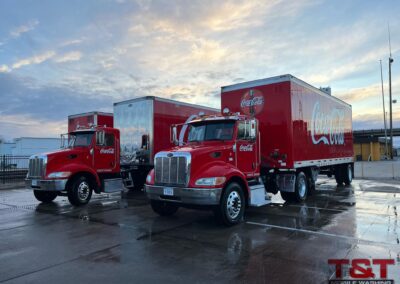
[227, 191, 242, 219]
[78, 181, 90, 201]
[298, 177, 306, 198]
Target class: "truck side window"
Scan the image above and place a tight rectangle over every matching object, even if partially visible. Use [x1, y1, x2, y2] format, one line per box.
[237, 121, 250, 140]
[105, 133, 114, 147]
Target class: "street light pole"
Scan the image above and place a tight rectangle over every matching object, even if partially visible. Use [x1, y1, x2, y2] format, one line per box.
[380, 60, 388, 158]
[388, 24, 394, 160]
[389, 56, 393, 159]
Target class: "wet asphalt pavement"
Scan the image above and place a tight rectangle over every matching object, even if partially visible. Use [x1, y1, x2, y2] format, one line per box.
[0, 178, 400, 284]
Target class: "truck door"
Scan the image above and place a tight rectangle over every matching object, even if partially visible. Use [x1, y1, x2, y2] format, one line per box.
[94, 131, 117, 172]
[235, 120, 258, 177]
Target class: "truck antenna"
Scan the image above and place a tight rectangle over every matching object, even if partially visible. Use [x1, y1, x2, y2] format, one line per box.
[388, 23, 392, 57]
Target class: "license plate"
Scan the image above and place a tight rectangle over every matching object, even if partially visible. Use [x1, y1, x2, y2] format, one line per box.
[31, 180, 38, 186]
[163, 187, 174, 196]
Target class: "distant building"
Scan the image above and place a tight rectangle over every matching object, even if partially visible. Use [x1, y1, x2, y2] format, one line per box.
[11, 137, 61, 156]
[353, 137, 391, 161]
[0, 137, 61, 169]
[0, 142, 16, 155]
[0, 137, 61, 156]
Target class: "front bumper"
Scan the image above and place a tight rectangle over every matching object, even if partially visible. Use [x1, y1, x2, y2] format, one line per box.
[145, 185, 222, 205]
[25, 178, 68, 191]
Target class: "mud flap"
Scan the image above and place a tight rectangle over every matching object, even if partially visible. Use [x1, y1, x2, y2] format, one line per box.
[277, 173, 296, 192]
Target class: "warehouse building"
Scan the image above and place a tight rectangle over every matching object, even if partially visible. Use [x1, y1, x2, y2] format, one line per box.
[353, 137, 391, 161]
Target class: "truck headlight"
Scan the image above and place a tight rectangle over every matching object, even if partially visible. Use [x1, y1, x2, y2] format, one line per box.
[47, 172, 71, 178]
[195, 177, 226, 186]
[146, 174, 152, 184]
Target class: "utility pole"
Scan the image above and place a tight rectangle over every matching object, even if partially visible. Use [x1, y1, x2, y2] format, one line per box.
[388, 25, 394, 159]
[380, 60, 388, 158]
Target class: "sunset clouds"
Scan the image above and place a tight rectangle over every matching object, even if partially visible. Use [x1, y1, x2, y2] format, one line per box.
[0, 0, 399, 142]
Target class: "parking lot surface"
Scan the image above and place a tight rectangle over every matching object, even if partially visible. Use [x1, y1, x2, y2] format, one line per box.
[1, 178, 399, 283]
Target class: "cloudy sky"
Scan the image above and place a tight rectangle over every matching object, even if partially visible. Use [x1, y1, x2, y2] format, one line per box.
[0, 0, 399, 143]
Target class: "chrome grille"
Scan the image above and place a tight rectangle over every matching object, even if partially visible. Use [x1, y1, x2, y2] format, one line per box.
[28, 157, 45, 178]
[154, 152, 190, 186]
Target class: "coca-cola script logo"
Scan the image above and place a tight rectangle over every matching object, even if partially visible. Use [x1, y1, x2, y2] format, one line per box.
[239, 144, 253, 152]
[311, 101, 345, 145]
[100, 148, 115, 154]
[240, 89, 264, 116]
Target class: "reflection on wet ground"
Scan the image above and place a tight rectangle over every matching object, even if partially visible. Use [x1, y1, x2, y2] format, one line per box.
[0, 177, 399, 283]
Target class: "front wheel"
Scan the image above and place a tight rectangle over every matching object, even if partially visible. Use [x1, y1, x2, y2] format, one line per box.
[34, 190, 57, 203]
[68, 176, 93, 206]
[150, 200, 179, 216]
[214, 182, 245, 226]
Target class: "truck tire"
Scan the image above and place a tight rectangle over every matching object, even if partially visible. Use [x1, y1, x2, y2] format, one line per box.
[294, 172, 308, 202]
[33, 190, 57, 203]
[343, 164, 353, 186]
[150, 200, 179, 216]
[335, 166, 344, 185]
[68, 176, 93, 206]
[214, 182, 245, 226]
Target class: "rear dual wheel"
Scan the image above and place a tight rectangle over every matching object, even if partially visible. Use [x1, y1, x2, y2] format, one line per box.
[335, 164, 353, 186]
[280, 172, 308, 202]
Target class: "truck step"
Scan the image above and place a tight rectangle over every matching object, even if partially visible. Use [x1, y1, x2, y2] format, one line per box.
[103, 178, 123, 193]
[249, 183, 271, 207]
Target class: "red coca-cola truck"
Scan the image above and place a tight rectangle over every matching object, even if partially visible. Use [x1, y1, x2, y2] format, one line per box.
[145, 74, 353, 225]
[25, 96, 217, 205]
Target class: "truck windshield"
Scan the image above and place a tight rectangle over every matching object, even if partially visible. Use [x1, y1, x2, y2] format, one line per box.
[188, 121, 235, 142]
[68, 132, 94, 148]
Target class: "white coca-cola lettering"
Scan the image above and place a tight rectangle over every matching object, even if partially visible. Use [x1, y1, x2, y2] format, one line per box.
[240, 96, 264, 108]
[100, 148, 115, 154]
[239, 144, 253, 152]
[311, 101, 345, 145]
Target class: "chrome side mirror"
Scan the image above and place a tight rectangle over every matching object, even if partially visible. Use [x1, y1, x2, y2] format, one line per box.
[249, 119, 257, 139]
[96, 131, 105, 145]
[171, 126, 178, 145]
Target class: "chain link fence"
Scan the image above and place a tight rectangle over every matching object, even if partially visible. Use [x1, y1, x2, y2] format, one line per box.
[0, 155, 29, 184]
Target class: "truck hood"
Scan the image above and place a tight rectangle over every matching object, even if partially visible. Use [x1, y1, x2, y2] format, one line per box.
[39, 147, 88, 159]
[168, 141, 234, 157]
[36, 148, 91, 176]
